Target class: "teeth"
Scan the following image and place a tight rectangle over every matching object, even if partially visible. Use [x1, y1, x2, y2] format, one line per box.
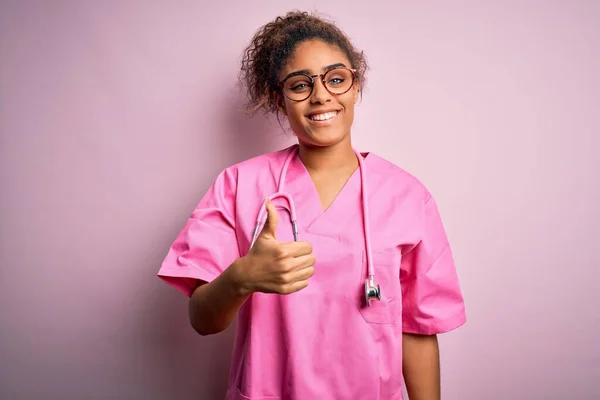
[310, 111, 337, 121]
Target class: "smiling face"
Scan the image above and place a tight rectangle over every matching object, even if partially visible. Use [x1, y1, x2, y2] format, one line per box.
[277, 40, 359, 148]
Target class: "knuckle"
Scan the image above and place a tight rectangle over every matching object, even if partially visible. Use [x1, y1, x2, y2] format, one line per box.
[277, 273, 291, 284]
[275, 247, 288, 259]
[275, 285, 286, 294]
[278, 260, 294, 272]
[278, 284, 292, 294]
[286, 261, 297, 272]
[273, 260, 287, 273]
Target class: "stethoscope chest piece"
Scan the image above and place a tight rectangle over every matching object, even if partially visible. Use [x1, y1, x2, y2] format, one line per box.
[256, 145, 384, 309]
[364, 278, 381, 307]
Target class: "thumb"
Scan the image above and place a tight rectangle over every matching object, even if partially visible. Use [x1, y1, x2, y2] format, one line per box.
[259, 198, 279, 240]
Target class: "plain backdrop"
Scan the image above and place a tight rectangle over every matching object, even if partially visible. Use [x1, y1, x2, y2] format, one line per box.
[1, 1, 599, 399]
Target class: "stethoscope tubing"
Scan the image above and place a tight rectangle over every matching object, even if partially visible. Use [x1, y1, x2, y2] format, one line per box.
[248, 145, 380, 305]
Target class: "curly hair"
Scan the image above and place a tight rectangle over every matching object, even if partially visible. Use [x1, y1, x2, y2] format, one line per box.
[239, 11, 368, 115]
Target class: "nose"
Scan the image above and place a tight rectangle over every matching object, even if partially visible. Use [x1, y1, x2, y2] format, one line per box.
[310, 77, 331, 104]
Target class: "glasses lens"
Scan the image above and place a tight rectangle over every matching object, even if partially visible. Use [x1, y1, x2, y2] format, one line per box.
[283, 74, 313, 101]
[282, 68, 355, 101]
[324, 68, 354, 95]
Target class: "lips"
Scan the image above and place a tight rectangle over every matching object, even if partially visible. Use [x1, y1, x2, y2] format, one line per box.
[307, 110, 340, 121]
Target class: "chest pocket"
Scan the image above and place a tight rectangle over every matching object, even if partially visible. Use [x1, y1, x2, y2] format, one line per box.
[359, 248, 402, 324]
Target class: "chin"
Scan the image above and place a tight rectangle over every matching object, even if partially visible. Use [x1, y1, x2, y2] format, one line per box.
[300, 129, 349, 148]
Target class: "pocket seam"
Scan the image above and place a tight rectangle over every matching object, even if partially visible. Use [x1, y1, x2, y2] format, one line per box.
[359, 249, 402, 325]
[362, 249, 397, 265]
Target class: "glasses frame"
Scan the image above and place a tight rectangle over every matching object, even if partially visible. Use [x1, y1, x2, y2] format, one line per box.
[278, 67, 357, 102]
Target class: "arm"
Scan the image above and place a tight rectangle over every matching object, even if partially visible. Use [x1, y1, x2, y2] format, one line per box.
[188, 200, 315, 336]
[188, 256, 251, 336]
[400, 192, 466, 398]
[402, 333, 440, 400]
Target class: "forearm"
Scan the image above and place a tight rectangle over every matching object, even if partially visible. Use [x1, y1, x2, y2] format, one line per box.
[188, 257, 251, 336]
[402, 333, 440, 400]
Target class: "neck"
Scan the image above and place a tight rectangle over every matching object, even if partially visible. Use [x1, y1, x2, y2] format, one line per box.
[297, 139, 358, 174]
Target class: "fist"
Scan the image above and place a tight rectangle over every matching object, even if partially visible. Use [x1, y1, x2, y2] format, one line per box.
[237, 198, 316, 295]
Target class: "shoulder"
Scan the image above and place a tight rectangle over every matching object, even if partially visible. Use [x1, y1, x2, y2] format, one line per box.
[366, 152, 432, 202]
[222, 145, 295, 175]
[196, 146, 294, 213]
[212, 145, 296, 188]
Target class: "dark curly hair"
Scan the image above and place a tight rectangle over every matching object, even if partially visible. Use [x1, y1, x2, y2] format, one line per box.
[239, 11, 368, 115]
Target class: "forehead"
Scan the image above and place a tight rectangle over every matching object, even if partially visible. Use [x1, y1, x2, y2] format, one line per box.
[281, 40, 350, 77]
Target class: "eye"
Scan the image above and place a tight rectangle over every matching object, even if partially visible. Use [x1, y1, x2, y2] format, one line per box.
[327, 77, 345, 86]
[286, 77, 312, 93]
[290, 82, 311, 92]
[323, 68, 353, 92]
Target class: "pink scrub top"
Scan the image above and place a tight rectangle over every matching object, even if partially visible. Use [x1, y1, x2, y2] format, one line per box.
[158, 144, 466, 400]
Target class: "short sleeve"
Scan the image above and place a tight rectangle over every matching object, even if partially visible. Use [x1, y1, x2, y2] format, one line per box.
[400, 192, 466, 335]
[157, 168, 240, 297]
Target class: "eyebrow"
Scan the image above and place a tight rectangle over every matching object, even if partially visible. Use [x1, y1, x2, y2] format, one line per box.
[281, 63, 347, 82]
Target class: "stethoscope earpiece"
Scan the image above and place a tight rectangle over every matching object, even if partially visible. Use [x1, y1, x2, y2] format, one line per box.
[364, 278, 381, 307]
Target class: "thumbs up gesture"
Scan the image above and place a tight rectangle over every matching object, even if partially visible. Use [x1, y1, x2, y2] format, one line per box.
[235, 199, 316, 295]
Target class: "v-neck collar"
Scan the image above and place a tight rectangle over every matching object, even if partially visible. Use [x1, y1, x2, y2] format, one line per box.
[283, 145, 370, 236]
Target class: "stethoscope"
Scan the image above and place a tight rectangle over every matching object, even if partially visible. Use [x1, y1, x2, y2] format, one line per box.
[249, 145, 381, 307]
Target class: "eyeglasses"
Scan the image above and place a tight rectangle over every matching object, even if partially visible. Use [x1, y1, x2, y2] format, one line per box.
[278, 67, 357, 102]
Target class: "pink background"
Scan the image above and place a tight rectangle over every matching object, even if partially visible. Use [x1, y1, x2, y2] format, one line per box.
[1, 1, 599, 399]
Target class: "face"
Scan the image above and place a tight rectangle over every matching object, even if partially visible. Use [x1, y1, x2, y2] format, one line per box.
[277, 40, 359, 148]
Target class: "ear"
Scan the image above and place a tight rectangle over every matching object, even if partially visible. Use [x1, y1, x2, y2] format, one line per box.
[275, 92, 288, 117]
[353, 84, 360, 104]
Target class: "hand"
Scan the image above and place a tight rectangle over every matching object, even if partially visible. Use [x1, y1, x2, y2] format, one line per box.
[234, 198, 315, 295]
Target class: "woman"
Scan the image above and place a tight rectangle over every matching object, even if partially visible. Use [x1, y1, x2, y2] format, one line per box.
[158, 11, 466, 400]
